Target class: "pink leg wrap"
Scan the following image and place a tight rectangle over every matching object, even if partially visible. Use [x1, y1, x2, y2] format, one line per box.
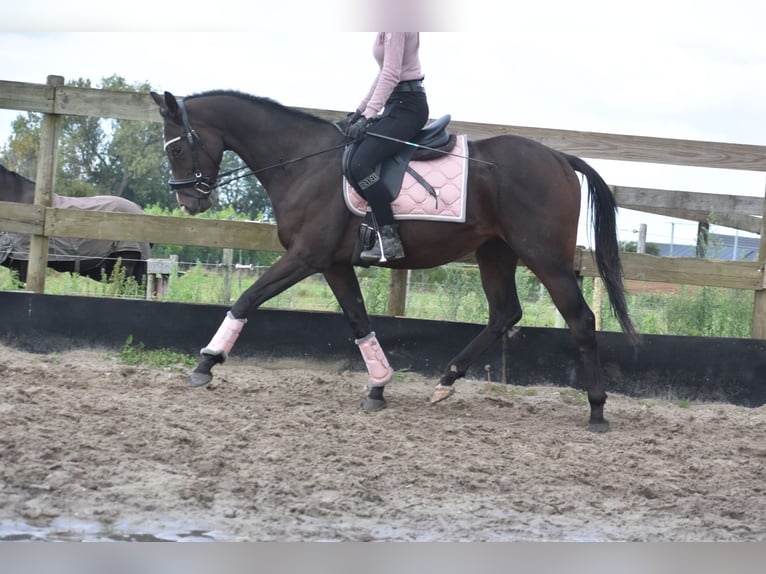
[355, 332, 394, 387]
[201, 311, 247, 361]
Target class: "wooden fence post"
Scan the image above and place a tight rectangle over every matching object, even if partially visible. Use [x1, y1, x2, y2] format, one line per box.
[751, 182, 766, 339]
[637, 223, 647, 254]
[26, 75, 64, 293]
[145, 257, 175, 300]
[387, 268, 409, 316]
[222, 248, 234, 304]
[592, 277, 603, 330]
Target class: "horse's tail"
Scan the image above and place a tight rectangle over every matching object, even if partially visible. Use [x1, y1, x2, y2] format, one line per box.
[564, 154, 641, 345]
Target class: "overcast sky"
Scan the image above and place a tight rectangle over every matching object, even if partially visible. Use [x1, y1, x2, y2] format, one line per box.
[1, 0, 765, 247]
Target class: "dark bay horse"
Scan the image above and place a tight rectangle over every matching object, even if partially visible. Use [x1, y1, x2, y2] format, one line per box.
[0, 164, 150, 284]
[151, 89, 639, 432]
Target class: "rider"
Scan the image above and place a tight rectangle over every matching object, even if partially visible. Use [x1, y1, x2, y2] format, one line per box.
[345, 32, 429, 263]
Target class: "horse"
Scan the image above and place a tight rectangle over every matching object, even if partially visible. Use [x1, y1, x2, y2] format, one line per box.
[151, 89, 639, 432]
[0, 164, 151, 284]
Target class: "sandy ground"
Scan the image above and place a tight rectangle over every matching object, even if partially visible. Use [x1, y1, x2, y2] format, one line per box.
[0, 344, 764, 542]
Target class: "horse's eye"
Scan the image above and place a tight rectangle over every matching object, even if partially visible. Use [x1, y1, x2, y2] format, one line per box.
[168, 144, 183, 159]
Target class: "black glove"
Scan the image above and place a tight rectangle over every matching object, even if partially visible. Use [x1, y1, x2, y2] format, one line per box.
[335, 110, 362, 133]
[346, 116, 371, 141]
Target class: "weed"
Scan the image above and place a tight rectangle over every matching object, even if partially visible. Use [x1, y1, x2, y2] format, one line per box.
[483, 382, 537, 399]
[559, 388, 588, 406]
[114, 335, 196, 369]
[394, 367, 412, 382]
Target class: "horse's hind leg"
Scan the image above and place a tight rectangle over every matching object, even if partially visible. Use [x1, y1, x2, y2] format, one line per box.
[530, 265, 607, 432]
[323, 264, 392, 412]
[432, 239, 522, 402]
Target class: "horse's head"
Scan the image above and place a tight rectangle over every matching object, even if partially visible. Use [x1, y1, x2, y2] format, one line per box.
[151, 91, 223, 215]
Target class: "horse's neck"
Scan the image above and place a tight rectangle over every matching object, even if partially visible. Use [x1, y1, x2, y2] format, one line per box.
[227, 103, 337, 187]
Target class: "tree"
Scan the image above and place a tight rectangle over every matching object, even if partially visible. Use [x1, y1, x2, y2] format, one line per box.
[99, 75, 173, 208]
[216, 151, 273, 221]
[1, 113, 41, 176]
[0, 75, 174, 208]
[1, 74, 274, 218]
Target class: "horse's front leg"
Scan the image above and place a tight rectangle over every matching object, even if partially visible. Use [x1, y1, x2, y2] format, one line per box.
[323, 264, 392, 412]
[188, 252, 316, 387]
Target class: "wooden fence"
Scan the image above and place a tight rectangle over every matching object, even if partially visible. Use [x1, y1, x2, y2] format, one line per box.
[2, 76, 766, 336]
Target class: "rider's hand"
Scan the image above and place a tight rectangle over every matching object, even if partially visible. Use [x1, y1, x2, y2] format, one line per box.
[335, 110, 362, 133]
[346, 116, 371, 141]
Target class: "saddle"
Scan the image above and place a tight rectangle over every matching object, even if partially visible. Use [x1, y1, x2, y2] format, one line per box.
[342, 115, 457, 202]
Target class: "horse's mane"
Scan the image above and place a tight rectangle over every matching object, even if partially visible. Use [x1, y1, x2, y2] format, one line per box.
[0, 163, 35, 185]
[185, 90, 332, 127]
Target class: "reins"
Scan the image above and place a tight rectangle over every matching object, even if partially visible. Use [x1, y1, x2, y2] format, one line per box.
[367, 131, 497, 167]
[212, 142, 350, 190]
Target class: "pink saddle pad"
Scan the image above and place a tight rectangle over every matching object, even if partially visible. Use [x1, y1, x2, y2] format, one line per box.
[344, 135, 468, 223]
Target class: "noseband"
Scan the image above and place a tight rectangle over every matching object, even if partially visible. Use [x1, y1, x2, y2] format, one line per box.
[163, 98, 216, 199]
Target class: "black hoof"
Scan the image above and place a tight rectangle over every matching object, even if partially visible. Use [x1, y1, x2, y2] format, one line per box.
[361, 397, 387, 413]
[588, 419, 610, 433]
[188, 371, 213, 388]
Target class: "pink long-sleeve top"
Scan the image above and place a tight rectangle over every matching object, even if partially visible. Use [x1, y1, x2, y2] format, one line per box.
[357, 32, 424, 120]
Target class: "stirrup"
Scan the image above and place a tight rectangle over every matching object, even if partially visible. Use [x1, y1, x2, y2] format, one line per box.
[360, 244, 383, 263]
[360, 228, 385, 263]
[360, 228, 404, 263]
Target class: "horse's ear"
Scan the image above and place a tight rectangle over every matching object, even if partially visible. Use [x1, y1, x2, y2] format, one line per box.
[150, 91, 163, 106]
[149, 90, 180, 121]
[163, 91, 177, 109]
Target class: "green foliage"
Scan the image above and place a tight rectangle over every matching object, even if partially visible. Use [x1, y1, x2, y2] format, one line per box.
[34, 260, 145, 299]
[165, 262, 224, 303]
[216, 152, 273, 221]
[559, 388, 588, 405]
[0, 113, 40, 174]
[98, 259, 146, 299]
[598, 284, 753, 338]
[358, 267, 391, 315]
[115, 335, 196, 369]
[436, 266, 487, 322]
[621, 240, 661, 256]
[0, 267, 23, 290]
[142, 203, 281, 267]
[664, 286, 753, 338]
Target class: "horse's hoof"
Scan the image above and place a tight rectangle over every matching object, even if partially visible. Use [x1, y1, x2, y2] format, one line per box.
[430, 385, 455, 404]
[188, 371, 213, 388]
[588, 419, 610, 433]
[361, 397, 387, 413]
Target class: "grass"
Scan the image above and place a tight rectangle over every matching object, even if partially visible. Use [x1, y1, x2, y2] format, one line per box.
[0, 262, 757, 338]
[111, 335, 196, 369]
[482, 382, 538, 400]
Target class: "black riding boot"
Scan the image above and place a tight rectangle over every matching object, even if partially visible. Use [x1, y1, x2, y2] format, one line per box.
[361, 224, 405, 263]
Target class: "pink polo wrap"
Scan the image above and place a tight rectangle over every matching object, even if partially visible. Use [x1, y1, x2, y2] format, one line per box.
[355, 332, 394, 387]
[201, 311, 247, 361]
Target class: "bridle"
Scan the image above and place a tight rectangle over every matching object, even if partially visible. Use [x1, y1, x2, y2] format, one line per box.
[163, 98, 217, 200]
[163, 98, 352, 205]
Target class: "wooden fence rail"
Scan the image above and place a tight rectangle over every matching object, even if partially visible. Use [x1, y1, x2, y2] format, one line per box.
[2, 77, 766, 336]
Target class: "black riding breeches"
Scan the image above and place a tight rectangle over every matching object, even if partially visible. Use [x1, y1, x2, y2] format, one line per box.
[348, 90, 429, 226]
